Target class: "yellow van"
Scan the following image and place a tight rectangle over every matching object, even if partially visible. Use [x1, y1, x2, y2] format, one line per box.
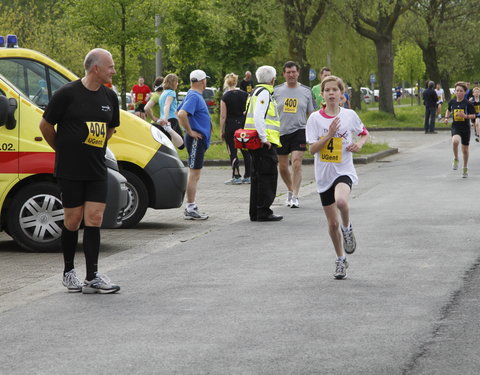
[0, 73, 128, 251]
[0, 40, 187, 229]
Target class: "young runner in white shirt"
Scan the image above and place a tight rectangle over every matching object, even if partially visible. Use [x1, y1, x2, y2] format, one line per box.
[306, 75, 368, 279]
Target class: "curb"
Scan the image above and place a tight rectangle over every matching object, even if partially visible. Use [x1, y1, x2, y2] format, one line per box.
[184, 148, 399, 167]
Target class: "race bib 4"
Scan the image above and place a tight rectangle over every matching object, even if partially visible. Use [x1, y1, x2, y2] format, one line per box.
[319, 136, 342, 163]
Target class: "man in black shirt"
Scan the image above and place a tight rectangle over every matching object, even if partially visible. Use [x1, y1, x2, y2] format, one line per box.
[239, 71, 254, 94]
[422, 81, 438, 133]
[39, 48, 121, 294]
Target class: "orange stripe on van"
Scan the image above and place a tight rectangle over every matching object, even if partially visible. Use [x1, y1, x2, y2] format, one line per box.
[0, 152, 55, 174]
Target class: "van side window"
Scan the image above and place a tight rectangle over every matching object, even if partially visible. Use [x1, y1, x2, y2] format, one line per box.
[0, 58, 69, 109]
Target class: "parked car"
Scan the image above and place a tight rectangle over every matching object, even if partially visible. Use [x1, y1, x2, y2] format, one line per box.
[360, 87, 374, 104]
[177, 91, 187, 106]
[202, 87, 218, 113]
[118, 92, 135, 113]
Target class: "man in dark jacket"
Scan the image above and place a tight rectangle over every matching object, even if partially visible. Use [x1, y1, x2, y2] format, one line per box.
[423, 81, 438, 133]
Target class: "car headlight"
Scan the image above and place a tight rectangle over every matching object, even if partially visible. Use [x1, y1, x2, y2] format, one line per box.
[105, 147, 117, 162]
[151, 125, 176, 151]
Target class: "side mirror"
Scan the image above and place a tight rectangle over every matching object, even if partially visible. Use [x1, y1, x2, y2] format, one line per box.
[0, 95, 17, 130]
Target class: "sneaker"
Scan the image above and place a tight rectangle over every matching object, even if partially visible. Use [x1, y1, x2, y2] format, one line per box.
[341, 225, 357, 254]
[290, 196, 299, 208]
[62, 269, 83, 292]
[476, 137, 479, 142]
[334, 259, 349, 280]
[285, 191, 293, 207]
[242, 177, 251, 184]
[184, 207, 209, 220]
[82, 273, 120, 294]
[462, 167, 468, 178]
[452, 159, 459, 170]
[224, 177, 242, 185]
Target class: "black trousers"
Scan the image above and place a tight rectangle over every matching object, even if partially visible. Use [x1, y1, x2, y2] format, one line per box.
[225, 118, 251, 178]
[249, 145, 278, 220]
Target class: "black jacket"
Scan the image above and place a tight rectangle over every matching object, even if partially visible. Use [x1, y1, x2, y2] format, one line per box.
[423, 88, 438, 108]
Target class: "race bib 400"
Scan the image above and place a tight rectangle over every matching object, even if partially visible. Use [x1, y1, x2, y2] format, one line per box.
[84, 122, 107, 148]
[283, 98, 298, 113]
[319, 136, 342, 163]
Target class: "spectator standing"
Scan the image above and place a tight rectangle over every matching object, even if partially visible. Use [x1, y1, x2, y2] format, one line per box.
[245, 66, 282, 222]
[444, 82, 476, 178]
[422, 81, 438, 134]
[239, 71, 254, 94]
[144, 76, 163, 123]
[273, 61, 314, 208]
[312, 67, 332, 109]
[178, 69, 212, 220]
[131, 76, 151, 120]
[39, 48, 121, 293]
[395, 86, 402, 104]
[306, 75, 368, 279]
[435, 82, 445, 120]
[220, 73, 251, 185]
[157, 73, 184, 149]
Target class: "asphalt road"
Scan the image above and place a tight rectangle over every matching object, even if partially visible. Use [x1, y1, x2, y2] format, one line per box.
[1, 131, 479, 374]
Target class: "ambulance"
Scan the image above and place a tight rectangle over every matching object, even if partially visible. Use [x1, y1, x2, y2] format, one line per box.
[0, 35, 187, 231]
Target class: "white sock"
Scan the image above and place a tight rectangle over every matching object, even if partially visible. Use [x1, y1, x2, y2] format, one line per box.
[287, 191, 293, 200]
[186, 203, 196, 211]
[341, 223, 351, 231]
[337, 256, 346, 262]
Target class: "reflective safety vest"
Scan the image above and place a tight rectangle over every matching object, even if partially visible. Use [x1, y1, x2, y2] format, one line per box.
[244, 84, 281, 147]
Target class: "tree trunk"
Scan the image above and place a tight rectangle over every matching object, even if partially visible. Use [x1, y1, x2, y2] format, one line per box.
[375, 37, 394, 114]
[288, 34, 310, 85]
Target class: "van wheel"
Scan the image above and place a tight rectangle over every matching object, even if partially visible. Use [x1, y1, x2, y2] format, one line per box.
[119, 170, 148, 228]
[7, 182, 63, 252]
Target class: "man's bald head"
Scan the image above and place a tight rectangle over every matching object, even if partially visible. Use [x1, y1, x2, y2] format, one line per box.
[84, 48, 112, 73]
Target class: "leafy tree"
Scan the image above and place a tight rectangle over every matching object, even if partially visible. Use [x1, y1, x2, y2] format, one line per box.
[63, 0, 157, 108]
[277, 0, 328, 85]
[337, 0, 415, 115]
[394, 42, 425, 105]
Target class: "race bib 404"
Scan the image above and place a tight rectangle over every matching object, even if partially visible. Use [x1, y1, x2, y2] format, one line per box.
[319, 136, 342, 163]
[84, 121, 107, 148]
[283, 98, 298, 113]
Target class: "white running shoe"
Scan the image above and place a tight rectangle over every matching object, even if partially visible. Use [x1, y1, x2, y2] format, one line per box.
[462, 167, 468, 178]
[341, 225, 357, 254]
[184, 207, 209, 220]
[285, 191, 293, 207]
[452, 159, 459, 170]
[82, 273, 120, 294]
[334, 259, 349, 280]
[62, 269, 83, 293]
[290, 196, 299, 208]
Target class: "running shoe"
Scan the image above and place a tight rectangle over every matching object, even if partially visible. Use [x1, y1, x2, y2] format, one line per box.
[476, 137, 479, 142]
[334, 259, 349, 280]
[184, 207, 209, 220]
[242, 177, 251, 184]
[224, 177, 243, 185]
[285, 191, 293, 207]
[462, 167, 468, 178]
[341, 225, 357, 254]
[62, 269, 83, 293]
[290, 196, 299, 208]
[452, 159, 459, 170]
[82, 273, 120, 294]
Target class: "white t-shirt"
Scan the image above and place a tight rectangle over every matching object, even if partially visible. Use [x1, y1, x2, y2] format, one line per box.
[306, 107, 367, 193]
[435, 88, 444, 103]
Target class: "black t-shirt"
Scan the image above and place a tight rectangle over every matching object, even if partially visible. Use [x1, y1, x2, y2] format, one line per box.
[447, 98, 475, 129]
[221, 89, 248, 119]
[239, 79, 254, 94]
[43, 79, 120, 180]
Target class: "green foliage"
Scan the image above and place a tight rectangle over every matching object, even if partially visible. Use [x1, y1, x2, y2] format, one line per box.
[394, 42, 425, 83]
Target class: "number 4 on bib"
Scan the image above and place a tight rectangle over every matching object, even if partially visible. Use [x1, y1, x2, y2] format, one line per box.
[319, 136, 342, 163]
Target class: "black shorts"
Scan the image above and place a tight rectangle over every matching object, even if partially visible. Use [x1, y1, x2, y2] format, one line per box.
[277, 129, 307, 155]
[135, 103, 146, 112]
[57, 178, 108, 208]
[185, 136, 207, 169]
[451, 125, 471, 146]
[319, 176, 352, 207]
